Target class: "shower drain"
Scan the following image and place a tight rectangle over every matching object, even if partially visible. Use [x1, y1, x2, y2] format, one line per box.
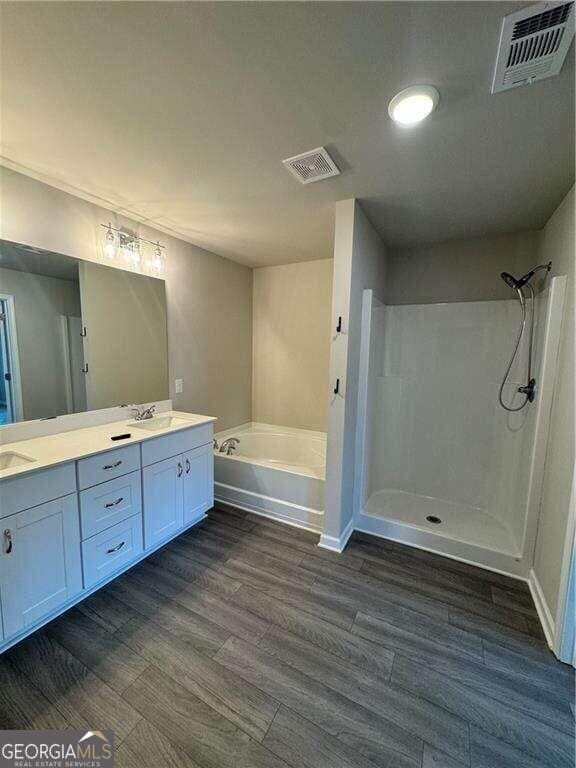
[426, 515, 442, 524]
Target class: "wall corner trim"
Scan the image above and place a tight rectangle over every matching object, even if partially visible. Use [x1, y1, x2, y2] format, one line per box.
[528, 568, 555, 649]
[318, 518, 354, 553]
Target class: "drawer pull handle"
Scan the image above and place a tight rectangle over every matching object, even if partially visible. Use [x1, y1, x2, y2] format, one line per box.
[185, 458, 190, 474]
[106, 541, 125, 554]
[177, 462, 183, 478]
[104, 497, 124, 508]
[103, 460, 122, 470]
[3, 529, 12, 554]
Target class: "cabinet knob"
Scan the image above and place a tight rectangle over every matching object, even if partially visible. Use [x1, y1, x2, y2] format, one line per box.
[3, 529, 12, 554]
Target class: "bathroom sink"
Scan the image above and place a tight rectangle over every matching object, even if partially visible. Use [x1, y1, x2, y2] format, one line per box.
[0, 451, 36, 470]
[128, 416, 193, 432]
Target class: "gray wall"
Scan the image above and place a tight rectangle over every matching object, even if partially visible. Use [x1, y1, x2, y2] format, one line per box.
[385, 231, 540, 304]
[252, 259, 332, 432]
[0, 167, 253, 431]
[532, 186, 575, 618]
[0, 266, 81, 420]
[324, 199, 388, 542]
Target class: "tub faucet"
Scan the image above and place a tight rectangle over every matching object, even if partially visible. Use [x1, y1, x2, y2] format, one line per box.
[219, 437, 240, 455]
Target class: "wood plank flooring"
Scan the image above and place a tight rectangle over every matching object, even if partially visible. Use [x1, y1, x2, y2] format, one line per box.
[1, 505, 574, 768]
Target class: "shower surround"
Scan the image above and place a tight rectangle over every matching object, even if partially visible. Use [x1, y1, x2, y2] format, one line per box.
[355, 282, 565, 577]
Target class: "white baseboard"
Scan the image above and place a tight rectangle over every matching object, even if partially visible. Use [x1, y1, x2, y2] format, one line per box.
[318, 518, 354, 553]
[214, 482, 323, 533]
[528, 568, 555, 649]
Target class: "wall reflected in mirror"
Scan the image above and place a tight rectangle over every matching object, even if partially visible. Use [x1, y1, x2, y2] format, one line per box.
[0, 240, 169, 425]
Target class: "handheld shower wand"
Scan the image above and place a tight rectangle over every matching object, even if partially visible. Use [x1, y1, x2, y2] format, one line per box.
[498, 262, 551, 412]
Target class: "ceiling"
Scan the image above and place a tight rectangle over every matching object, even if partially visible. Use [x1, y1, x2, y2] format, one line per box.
[0, 2, 574, 267]
[0, 240, 79, 282]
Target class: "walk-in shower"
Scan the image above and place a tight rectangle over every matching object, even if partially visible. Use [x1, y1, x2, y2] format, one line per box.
[354, 273, 566, 577]
[499, 262, 552, 412]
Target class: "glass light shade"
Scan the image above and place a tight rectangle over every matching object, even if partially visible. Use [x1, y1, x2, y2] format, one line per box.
[103, 225, 117, 260]
[388, 85, 439, 126]
[121, 239, 141, 268]
[146, 244, 166, 275]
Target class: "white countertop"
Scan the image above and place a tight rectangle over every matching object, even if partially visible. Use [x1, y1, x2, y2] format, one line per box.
[0, 411, 216, 481]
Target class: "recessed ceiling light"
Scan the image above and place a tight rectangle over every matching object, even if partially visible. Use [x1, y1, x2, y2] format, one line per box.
[388, 85, 439, 127]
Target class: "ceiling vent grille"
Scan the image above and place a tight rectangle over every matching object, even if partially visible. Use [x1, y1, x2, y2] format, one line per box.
[282, 147, 340, 184]
[491, 1, 575, 93]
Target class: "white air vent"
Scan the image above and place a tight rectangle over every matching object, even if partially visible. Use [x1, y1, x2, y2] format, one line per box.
[491, 1, 575, 93]
[282, 147, 340, 184]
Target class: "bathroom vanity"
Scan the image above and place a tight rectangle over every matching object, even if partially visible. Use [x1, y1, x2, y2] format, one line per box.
[0, 411, 215, 652]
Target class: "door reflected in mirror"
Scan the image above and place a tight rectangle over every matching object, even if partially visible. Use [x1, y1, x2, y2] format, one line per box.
[0, 240, 169, 424]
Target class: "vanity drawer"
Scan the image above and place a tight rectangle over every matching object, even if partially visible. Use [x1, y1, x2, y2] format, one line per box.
[78, 444, 141, 490]
[0, 463, 76, 519]
[79, 470, 142, 539]
[82, 514, 143, 589]
[141, 423, 213, 467]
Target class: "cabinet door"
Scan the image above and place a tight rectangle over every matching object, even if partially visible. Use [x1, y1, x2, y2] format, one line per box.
[182, 444, 214, 525]
[0, 494, 82, 639]
[142, 455, 184, 549]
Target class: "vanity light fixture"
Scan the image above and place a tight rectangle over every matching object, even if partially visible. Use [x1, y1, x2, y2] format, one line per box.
[388, 85, 439, 126]
[120, 235, 141, 268]
[103, 223, 117, 260]
[100, 223, 167, 275]
[145, 242, 166, 276]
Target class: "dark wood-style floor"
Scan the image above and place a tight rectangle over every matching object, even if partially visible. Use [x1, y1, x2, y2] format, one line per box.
[0, 505, 574, 768]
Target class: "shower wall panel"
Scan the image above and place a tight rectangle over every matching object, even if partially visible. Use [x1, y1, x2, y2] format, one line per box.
[367, 299, 540, 544]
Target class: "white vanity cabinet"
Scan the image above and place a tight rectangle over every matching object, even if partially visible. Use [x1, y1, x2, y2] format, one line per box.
[143, 455, 185, 548]
[183, 444, 214, 524]
[0, 494, 82, 638]
[142, 426, 214, 549]
[0, 414, 214, 653]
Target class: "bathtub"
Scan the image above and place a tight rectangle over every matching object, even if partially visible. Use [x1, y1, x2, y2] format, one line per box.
[213, 423, 325, 532]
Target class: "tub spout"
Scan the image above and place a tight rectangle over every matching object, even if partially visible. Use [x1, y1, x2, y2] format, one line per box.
[220, 437, 240, 455]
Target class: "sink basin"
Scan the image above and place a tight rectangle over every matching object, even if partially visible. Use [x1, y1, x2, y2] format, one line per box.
[128, 416, 193, 432]
[0, 451, 36, 470]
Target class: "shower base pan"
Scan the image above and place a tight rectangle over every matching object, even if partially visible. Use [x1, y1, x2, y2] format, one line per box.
[357, 488, 525, 578]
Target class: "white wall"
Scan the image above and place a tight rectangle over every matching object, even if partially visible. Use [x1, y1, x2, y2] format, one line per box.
[252, 259, 332, 432]
[533, 186, 575, 618]
[0, 266, 81, 420]
[323, 200, 387, 546]
[0, 167, 253, 430]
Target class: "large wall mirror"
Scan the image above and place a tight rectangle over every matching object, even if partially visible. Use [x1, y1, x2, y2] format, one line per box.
[0, 240, 169, 425]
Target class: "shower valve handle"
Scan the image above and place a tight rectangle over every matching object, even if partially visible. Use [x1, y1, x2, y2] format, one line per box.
[518, 378, 536, 402]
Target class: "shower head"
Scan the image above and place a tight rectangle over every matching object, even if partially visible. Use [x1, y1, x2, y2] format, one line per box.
[500, 262, 552, 291]
[500, 271, 520, 289]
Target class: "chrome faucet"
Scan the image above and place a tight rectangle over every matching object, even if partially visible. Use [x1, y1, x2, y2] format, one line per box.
[128, 404, 156, 421]
[219, 437, 240, 455]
